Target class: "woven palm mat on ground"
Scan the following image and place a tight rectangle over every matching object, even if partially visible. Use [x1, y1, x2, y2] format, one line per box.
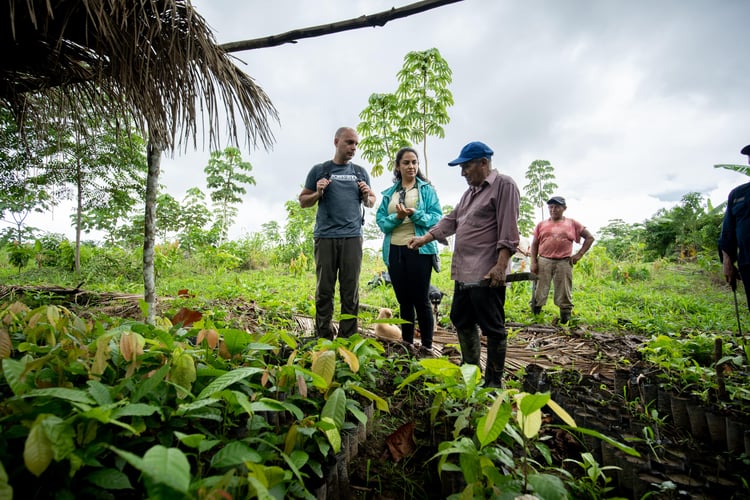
[294, 315, 645, 382]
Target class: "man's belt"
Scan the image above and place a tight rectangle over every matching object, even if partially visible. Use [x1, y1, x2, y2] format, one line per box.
[456, 272, 538, 290]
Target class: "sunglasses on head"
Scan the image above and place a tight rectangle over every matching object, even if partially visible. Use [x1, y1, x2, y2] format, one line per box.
[398, 189, 406, 205]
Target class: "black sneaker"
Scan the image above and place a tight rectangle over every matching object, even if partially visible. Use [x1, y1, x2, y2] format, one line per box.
[418, 345, 435, 358]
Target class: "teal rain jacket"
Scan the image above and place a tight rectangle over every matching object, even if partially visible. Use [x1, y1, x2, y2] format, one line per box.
[376, 177, 443, 268]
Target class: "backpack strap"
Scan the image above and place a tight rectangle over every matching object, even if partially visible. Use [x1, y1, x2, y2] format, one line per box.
[353, 164, 368, 225]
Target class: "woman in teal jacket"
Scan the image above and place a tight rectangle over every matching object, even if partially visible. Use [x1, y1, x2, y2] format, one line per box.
[376, 147, 443, 353]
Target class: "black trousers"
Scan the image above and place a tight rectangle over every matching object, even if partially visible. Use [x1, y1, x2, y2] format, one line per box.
[388, 245, 434, 347]
[450, 284, 507, 339]
[739, 264, 750, 313]
[314, 237, 363, 338]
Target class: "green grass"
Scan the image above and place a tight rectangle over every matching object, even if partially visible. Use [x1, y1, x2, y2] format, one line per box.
[1, 245, 745, 338]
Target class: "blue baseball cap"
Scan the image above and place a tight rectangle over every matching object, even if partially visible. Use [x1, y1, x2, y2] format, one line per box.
[448, 141, 494, 166]
[741, 144, 750, 155]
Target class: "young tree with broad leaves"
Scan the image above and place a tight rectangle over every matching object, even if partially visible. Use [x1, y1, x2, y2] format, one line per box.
[177, 187, 216, 251]
[64, 124, 146, 256]
[0, 107, 54, 245]
[55, 118, 147, 273]
[523, 159, 558, 222]
[396, 48, 454, 178]
[357, 93, 412, 177]
[517, 197, 536, 238]
[205, 147, 256, 243]
[357, 48, 454, 178]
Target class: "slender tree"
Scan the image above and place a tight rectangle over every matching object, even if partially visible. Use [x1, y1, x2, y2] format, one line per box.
[205, 147, 256, 243]
[523, 160, 558, 221]
[56, 118, 147, 272]
[278, 199, 317, 265]
[517, 197, 536, 237]
[357, 48, 454, 178]
[154, 193, 182, 242]
[0, 108, 53, 244]
[357, 93, 412, 177]
[178, 187, 215, 250]
[396, 48, 454, 177]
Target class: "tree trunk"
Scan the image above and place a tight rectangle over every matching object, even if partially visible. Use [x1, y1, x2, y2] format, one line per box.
[143, 139, 161, 325]
[74, 155, 82, 275]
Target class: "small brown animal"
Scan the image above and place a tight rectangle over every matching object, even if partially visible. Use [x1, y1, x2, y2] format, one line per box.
[373, 308, 402, 341]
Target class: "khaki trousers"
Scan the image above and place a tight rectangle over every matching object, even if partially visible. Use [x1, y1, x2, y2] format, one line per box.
[532, 256, 573, 313]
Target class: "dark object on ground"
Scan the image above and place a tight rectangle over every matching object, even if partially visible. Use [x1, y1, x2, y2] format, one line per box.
[429, 284, 446, 320]
[368, 271, 392, 288]
[560, 311, 571, 324]
[429, 284, 445, 305]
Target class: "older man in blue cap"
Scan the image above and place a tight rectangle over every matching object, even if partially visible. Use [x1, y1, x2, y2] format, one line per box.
[409, 141, 520, 387]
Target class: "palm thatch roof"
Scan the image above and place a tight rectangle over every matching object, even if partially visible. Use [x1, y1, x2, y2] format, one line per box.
[2, 0, 277, 151]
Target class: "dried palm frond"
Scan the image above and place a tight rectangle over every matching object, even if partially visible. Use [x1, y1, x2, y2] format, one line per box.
[2, 0, 277, 151]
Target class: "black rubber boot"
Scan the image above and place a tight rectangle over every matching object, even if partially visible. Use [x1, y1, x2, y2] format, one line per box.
[456, 326, 481, 366]
[485, 336, 507, 388]
[560, 310, 571, 324]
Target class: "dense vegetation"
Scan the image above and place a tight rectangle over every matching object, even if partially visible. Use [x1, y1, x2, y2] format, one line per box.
[2, 90, 747, 498]
[1, 217, 749, 498]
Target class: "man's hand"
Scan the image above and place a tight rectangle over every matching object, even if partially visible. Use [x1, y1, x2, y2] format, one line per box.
[357, 181, 375, 208]
[408, 235, 428, 250]
[723, 258, 740, 287]
[316, 177, 330, 197]
[484, 264, 507, 287]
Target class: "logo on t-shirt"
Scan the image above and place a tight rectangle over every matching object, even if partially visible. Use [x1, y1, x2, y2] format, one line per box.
[331, 174, 358, 182]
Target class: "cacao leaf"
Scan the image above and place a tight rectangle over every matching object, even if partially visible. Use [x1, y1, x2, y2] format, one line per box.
[385, 421, 416, 462]
[142, 445, 190, 493]
[321, 387, 346, 429]
[170, 350, 197, 399]
[311, 350, 335, 389]
[171, 308, 202, 328]
[196, 328, 219, 349]
[24, 419, 53, 477]
[0, 328, 11, 359]
[196, 366, 263, 400]
[477, 396, 512, 449]
[2, 358, 32, 396]
[337, 346, 360, 373]
[0, 460, 12, 498]
[91, 334, 114, 379]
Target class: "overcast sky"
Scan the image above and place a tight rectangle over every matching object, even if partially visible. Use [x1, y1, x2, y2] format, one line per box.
[32, 0, 750, 242]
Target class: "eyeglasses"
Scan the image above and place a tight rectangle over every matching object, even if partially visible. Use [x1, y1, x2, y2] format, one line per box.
[398, 189, 407, 205]
[459, 159, 482, 170]
[400, 159, 419, 166]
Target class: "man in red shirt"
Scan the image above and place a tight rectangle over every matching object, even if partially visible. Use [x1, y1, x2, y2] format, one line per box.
[530, 196, 595, 324]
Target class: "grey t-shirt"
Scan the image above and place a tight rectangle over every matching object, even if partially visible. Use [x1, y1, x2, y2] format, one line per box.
[304, 161, 370, 238]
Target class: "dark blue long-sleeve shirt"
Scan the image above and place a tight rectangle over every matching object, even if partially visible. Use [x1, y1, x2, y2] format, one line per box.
[719, 181, 750, 266]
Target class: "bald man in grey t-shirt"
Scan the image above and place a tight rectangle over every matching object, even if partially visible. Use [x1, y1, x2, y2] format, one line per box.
[299, 127, 375, 338]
